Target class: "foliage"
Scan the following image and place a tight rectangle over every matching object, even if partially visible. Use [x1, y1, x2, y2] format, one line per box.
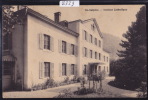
[109, 60, 118, 76]
[64, 76, 70, 84]
[45, 78, 56, 87]
[115, 6, 147, 89]
[137, 82, 147, 98]
[56, 89, 73, 98]
[2, 5, 18, 35]
[32, 77, 79, 91]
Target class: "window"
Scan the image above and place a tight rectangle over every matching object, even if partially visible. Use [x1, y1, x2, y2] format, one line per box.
[90, 50, 93, 58]
[62, 63, 67, 76]
[44, 62, 50, 77]
[62, 41, 66, 53]
[3, 62, 13, 75]
[99, 53, 101, 60]
[90, 35, 93, 43]
[99, 40, 101, 47]
[95, 52, 97, 59]
[104, 66, 105, 71]
[91, 24, 95, 31]
[71, 44, 75, 55]
[104, 56, 105, 61]
[99, 66, 101, 71]
[107, 57, 109, 62]
[95, 38, 97, 45]
[83, 65, 87, 75]
[84, 30, 87, 40]
[3, 33, 12, 50]
[84, 47, 87, 57]
[71, 64, 75, 75]
[44, 35, 50, 50]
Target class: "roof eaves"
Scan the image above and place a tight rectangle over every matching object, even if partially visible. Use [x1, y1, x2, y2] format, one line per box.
[17, 8, 79, 37]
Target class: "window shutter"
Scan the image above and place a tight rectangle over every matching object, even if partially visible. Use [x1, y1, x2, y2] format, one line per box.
[74, 64, 77, 75]
[82, 47, 84, 57]
[87, 33, 89, 42]
[39, 33, 44, 49]
[70, 44, 72, 55]
[69, 64, 71, 75]
[86, 65, 89, 75]
[50, 37, 54, 51]
[83, 30, 85, 40]
[66, 43, 70, 54]
[86, 48, 88, 57]
[39, 62, 44, 79]
[87, 49, 89, 58]
[50, 63, 54, 78]
[58, 40, 62, 53]
[89, 35, 91, 43]
[66, 64, 70, 76]
[59, 63, 62, 77]
[74, 45, 78, 56]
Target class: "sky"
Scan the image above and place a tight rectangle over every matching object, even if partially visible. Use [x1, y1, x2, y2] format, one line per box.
[25, 5, 143, 39]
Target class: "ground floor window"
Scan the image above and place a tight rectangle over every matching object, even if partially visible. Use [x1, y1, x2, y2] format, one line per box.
[83, 65, 87, 75]
[98, 66, 101, 71]
[3, 62, 13, 75]
[71, 64, 75, 75]
[44, 62, 50, 77]
[62, 63, 67, 76]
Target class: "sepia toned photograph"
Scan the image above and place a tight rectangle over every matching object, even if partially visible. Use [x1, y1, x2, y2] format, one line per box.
[2, 5, 147, 98]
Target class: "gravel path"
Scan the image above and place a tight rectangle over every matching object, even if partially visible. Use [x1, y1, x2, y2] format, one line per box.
[3, 76, 138, 98]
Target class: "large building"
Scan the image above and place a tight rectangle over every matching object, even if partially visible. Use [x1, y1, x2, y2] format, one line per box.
[2, 8, 110, 90]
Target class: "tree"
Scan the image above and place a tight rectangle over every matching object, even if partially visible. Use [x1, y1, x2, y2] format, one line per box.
[2, 5, 18, 35]
[116, 6, 146, 89]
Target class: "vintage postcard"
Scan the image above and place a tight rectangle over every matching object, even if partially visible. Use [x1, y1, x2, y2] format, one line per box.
[2, 5, 147, 98]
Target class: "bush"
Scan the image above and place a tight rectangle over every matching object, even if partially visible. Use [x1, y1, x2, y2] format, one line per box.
[137, 82, 147, 98]
[64, 76, 70, 84]
[46, 78, 57, 87]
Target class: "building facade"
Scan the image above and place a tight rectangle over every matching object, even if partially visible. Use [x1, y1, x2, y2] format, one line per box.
[2, 8, 110, 90]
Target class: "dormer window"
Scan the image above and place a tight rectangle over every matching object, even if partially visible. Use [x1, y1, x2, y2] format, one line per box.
[91, 24, 95, 31]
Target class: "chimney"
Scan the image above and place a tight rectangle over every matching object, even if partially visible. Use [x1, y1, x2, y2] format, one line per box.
[54, 12, 61, 23]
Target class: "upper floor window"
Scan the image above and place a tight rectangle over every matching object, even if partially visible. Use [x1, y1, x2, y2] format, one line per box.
[90, 50, 93, 58]
[107, 57, 108, 62]
[44, 34, 50, 50]
[99, 53, 101, 60]
[90, 35, 93, 43]
[84, 30, 87, 41]
[104, 56, 105, 61]
[71, 44, 75, 55]
[95, 52, 97, 59]
[62, 41, 67, 53]
[99, 40, 101, 47]
[84, 47, 87, 57]
[95, 38, 97, 45]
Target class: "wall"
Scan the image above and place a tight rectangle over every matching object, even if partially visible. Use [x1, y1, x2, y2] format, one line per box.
[26, 15, 78, 89]
[69, 20, 110, 76]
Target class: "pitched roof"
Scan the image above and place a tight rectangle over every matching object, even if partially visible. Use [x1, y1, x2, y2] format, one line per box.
[82, 18, 103, 38]
[15, 8, 79, 37]
[69, 18, 103, 38]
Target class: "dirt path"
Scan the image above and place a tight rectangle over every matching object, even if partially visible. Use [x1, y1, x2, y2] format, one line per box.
[3, 76, 138, 98]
